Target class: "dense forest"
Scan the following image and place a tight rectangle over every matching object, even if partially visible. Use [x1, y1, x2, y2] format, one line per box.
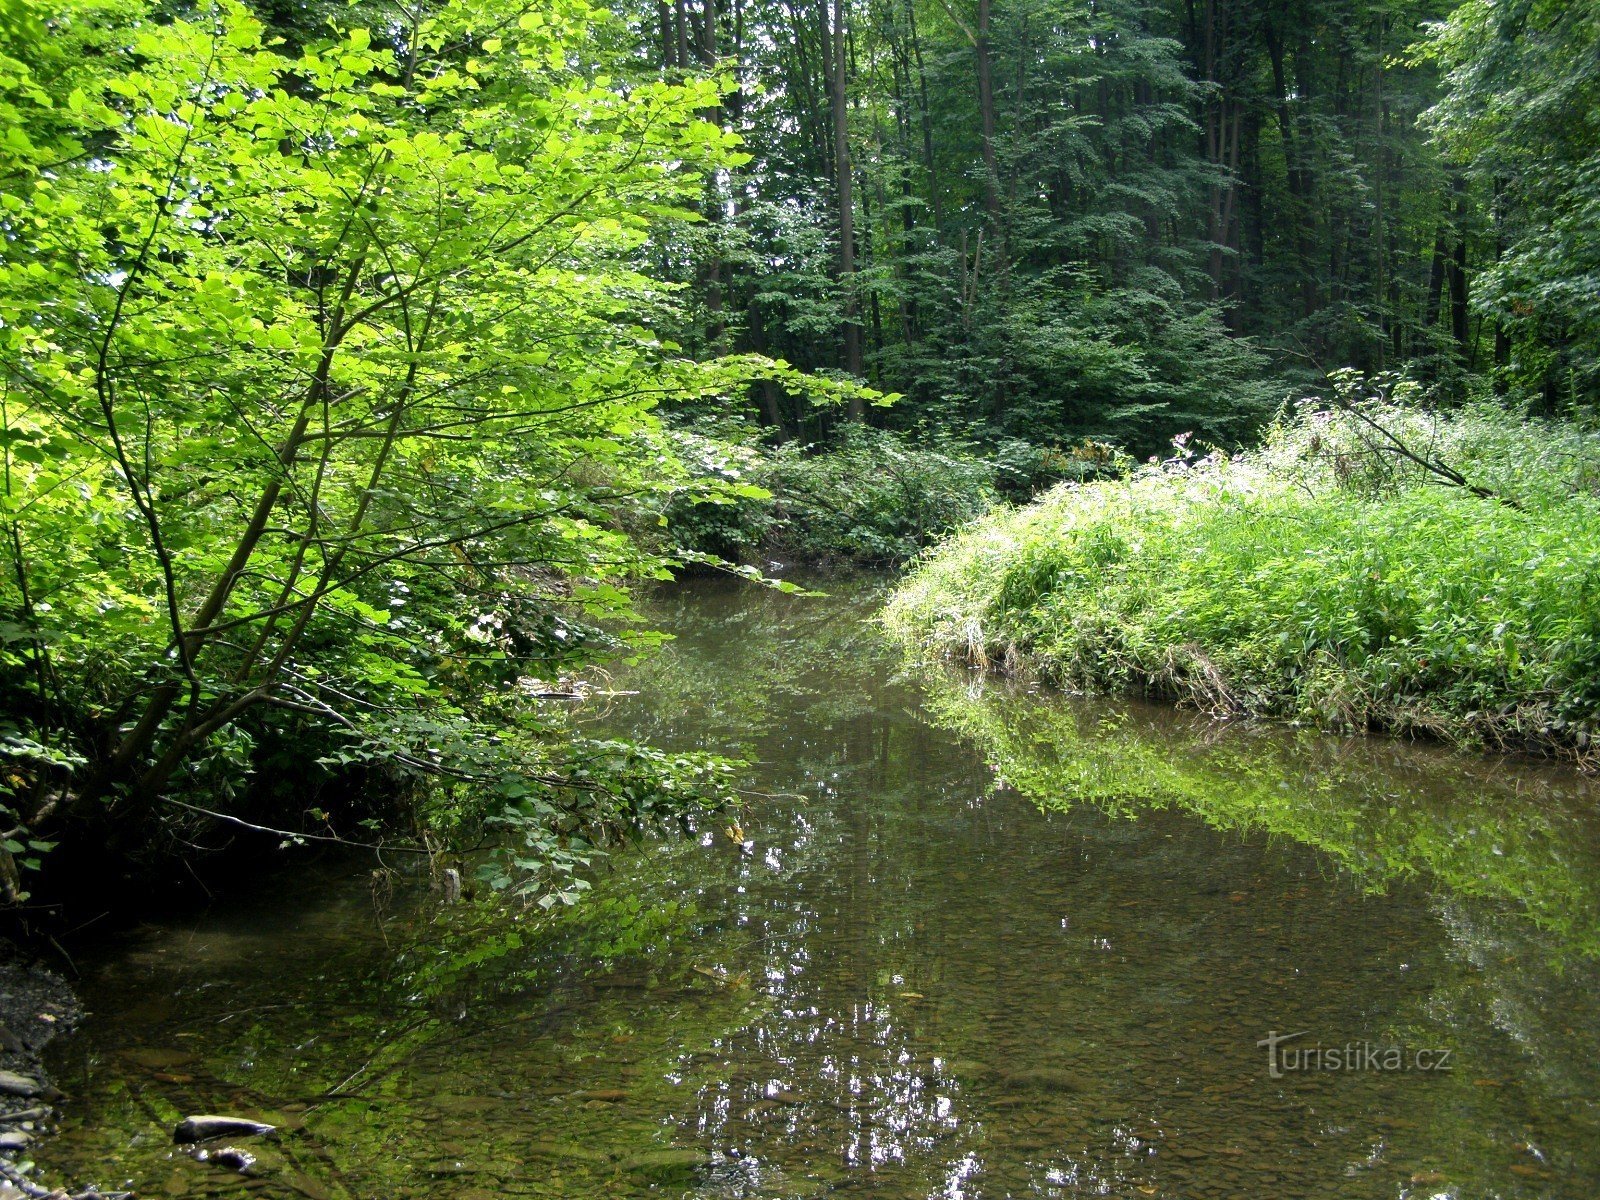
[643, 0, 1598, 446]
[1, 0, 1597, 906]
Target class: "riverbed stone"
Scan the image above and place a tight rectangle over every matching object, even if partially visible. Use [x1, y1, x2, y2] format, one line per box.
[209, 1146, 257, 1172]
[1000, 1067, 1084, 1093]
[523, 1139, 610, 1163]
[0, 1073, 38, 1099]
[173, 1115, 277, 1143]
[426, 1094, 500, 1118]
[618, 1148, 708, 1182]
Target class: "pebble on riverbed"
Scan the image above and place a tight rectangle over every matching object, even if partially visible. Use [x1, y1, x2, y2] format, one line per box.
[0, 1074, 40, 1100]
[191, 1146, 256, 1174]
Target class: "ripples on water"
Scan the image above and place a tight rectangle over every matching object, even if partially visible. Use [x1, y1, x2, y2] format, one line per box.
[45, 574, 1600, 1198]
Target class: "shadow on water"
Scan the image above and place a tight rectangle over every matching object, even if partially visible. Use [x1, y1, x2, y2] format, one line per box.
[42, 572, 1600, 1199]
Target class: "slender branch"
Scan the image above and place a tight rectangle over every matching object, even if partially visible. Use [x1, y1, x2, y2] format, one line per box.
[1333, 397, 1518, 508]
[162, 798, 436, 854]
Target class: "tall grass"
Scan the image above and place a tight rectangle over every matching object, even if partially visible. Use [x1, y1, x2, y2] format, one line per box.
[885, 398, 1600, 757]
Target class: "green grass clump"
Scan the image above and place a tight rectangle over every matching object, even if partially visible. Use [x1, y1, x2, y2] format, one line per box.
[885, 399, 1600, 756]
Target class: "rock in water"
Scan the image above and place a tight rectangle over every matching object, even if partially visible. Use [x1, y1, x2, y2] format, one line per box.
[618, 1148, 708, 1183]
[174, 1115, 277, 1144]
[0, 1073, 38, 1099]
[209, 1147, 256, 1172]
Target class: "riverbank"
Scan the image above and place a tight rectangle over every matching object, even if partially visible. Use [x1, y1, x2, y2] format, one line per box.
[885, 398, 1600, 760]
[0, 944, 105, 1199]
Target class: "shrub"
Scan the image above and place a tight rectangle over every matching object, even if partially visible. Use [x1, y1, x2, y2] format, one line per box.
[668, 426, 1000, 566]
[761, 429, 998, 564]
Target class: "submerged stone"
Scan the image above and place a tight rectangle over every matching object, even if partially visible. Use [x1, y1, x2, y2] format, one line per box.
[523, 1140, 611, 1164]
[1000, 1067, 1084, 1093]
[173, 1115, 277, 1144]
[618, 1148, 709, 1182]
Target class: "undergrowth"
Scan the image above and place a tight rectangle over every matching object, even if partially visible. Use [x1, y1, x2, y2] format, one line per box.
[885, 390, 1600, 758]
[670, 426, 998, 565]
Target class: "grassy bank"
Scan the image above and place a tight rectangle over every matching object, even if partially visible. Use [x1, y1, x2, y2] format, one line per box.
[885, 398, 1600, 757]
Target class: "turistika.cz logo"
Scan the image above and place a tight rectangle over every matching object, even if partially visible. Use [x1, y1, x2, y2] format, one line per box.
[1257, 1030, 1454, 1079]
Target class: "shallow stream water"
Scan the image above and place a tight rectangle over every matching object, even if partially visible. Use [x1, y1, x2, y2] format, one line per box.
[44, 575, 1600, 1198]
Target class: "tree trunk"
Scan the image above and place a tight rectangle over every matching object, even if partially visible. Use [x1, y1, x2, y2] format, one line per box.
[658, 1, 675, 68]
[674, 0, 691, 71]
[747, 299, 789, 435]
[907, 0, 941, 232]
[828, 0, 865, 408]
[975, 0, 1000, 218]
[1266, 15, 1317, 320]
[1448, 175, 1470, 362]
[1424, 224, 1447, 330]
[698, 0, 725, 348]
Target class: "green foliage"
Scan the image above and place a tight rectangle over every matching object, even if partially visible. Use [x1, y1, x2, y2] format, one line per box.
[667, 426, 999, 565]
[1419, 0, 1600, 406]
[887, 392, 1600, 755]
[0, 0, 885, 898]
[659, 429, 778, 563]
[760, 428, 999, 563]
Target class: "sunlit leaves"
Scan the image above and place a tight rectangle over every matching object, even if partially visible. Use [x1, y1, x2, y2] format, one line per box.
[0, 0, 842, 889]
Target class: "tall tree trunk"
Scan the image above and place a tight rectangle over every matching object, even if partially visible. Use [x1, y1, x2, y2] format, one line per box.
[1200, 0, 1242, 303]
[700, 0, 718, 63]
[698, 0, 725, 348]
[975, 0, 1000, 218]
[1448, 177, 1470, 363]
[1424, 223, 1448, 330]
[1266, 14, 1316, 320]
[828, 0, 865, 408]
[908, 0, 942, 232]
[747, 299, 788, 435]
[1239, 104, 1263, 313]
[1372, 19, 1388, 369]
[658, 0, 676, 68]
[674, 0, 691, 71]
[1491, 178, 1509, 382]
[908, 0, 940, 233]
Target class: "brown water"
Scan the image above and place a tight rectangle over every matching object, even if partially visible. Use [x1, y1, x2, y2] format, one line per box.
[43, 574, 1600, 1199]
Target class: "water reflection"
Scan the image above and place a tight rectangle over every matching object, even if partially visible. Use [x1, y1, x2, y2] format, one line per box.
[916, 660, 1600, 961]
[41, 573, 1600, 1199]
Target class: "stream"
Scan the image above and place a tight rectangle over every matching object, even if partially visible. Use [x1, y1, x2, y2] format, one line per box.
[42, 574, 1600, 1199]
